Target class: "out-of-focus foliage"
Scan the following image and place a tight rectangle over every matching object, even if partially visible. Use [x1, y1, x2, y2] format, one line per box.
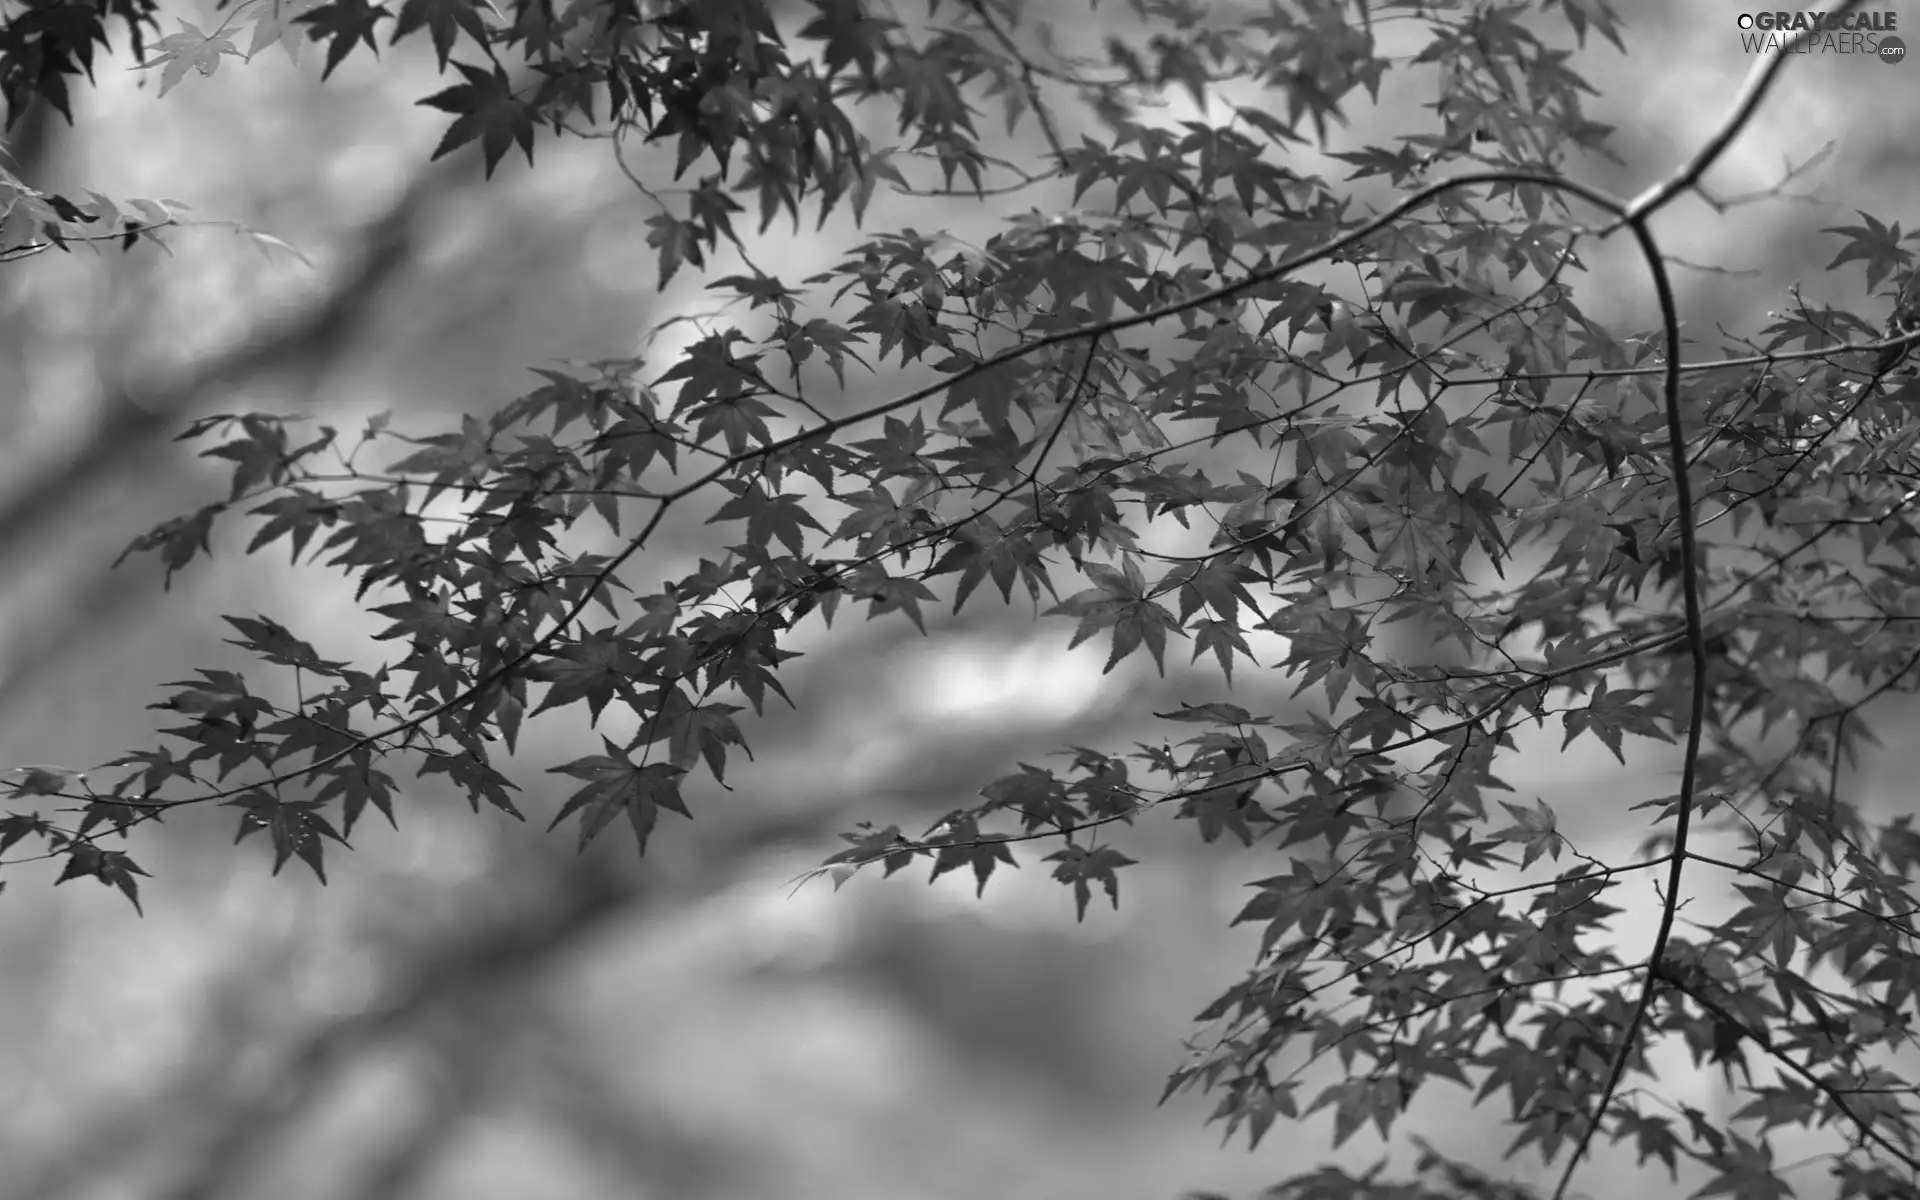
[4, 0, 1920, 1197]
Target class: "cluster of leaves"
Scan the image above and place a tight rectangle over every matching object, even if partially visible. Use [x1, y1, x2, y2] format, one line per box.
[0, 124, 291, 263]
[7, 0, 1920, 1197]
[0, 0, 159, 122]
[0, 158, 187, 259]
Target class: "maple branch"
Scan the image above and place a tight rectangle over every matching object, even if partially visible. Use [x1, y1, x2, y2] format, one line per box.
[1706, 639, 1920, 840]
[1411, 333, 1920, 390]
[1551, 0, 1869, 1187]
[1549, 200, 1702, 1200]
[1656, 968, 1920, 1174]
[1277, 962, 1647, 1093]
[962, 0, 1068, 166]
[1685, 849, 1920, 939]
[73, 167, 1635, 827]
[1294, 857, 1667, 1008]
[798, 625, 1690, 884]
[1617, 0, 1865, 224]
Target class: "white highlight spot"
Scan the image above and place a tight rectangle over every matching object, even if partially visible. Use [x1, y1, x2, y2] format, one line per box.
[908, 633, 1110, 725]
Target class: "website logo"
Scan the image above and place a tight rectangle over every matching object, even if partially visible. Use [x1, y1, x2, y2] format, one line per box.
[1736, 9, 1905, 60]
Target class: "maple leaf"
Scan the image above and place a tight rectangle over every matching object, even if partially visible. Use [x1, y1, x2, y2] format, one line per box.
[244, 0, 325, 65]
[245, 489, 342, 563]
[546, 740, 691, 854]
[116, 503, 222, 589]
[1043, 842, 1135, 920]
[1492, 798, 1564, 870]
[388, 0, 489, 68]
[1561, 675, 1668, 764]
[526, 628, 644, 723]
[223, 613, 343, 673]
[797, 0, 896, 85]
[295, 0, 390, 80]
[926, 515, 1054, 612]
[1190, 618, 1256, 684]
[418, 60, 535, 177]
[1693, 1134, 1794, 1200]
[646, 211, 705, 290]
[222, 790, 350, 883]
[53, 845, 151, 915]
[1823, 210, 1912, 294]
[708, 479, 828, 558]
[1044, 558, 1181, 675]
[139, 20, 242, 96]
[662, 701, 749, 783]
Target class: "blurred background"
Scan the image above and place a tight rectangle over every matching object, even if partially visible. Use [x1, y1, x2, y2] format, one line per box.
[0, 1, 1917, 1197]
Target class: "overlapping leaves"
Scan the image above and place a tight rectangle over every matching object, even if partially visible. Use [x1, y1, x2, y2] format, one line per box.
[6, 1, 1920, 1199]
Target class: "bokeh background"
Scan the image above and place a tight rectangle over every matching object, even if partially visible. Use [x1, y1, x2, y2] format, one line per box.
[0, 1, 1917, 1197]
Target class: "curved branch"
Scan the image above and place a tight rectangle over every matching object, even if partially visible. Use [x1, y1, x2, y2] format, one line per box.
[1550, 204, 1702, 1200]
[1548, 0, 1872, 1187]
[1617, 0, 1865, 224]
[77, 167, 1638, 826]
